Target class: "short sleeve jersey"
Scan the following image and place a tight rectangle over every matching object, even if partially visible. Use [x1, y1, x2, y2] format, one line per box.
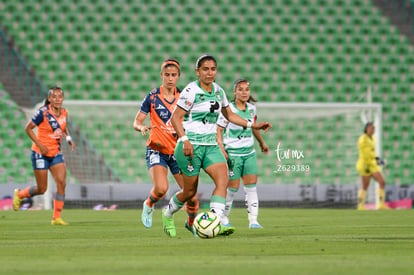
[31, 105, 68, 157]
[176, 80, 229, 145]
[357, 134, 376, 166]
[139, 86, 180, 154]
[217, 101, 257, 156]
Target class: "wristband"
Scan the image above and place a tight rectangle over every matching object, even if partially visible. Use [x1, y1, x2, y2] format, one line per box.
[66, 136, 72, 143]
[179, 135, 189, 142]
[246, 121, 253, 128]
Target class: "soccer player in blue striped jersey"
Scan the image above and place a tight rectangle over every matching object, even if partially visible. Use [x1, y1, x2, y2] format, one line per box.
[161, 54, 271, 237]
[216, 79, 269, 229]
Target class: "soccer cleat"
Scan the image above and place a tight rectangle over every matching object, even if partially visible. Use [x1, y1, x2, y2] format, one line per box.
[377, 203, 390, 210]
[162, 208, 176, 238]
[141, 201, 154, 228]
[221, 216, 231, 227]
[218, 224, 235, 236]
[185, 222, 198, 237]
[357, 204, 366, 211]
[249, 223, 263, 229]
[13, 189, 23, 211]
[51, 218, 69, 225]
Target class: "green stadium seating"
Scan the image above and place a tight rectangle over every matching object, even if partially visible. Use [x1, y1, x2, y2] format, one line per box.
[0, 0, 413, 184]
[0, 91, 33, 183]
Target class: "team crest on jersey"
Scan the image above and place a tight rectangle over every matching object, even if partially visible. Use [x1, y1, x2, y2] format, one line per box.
[215, 91, 221, 101]
[249, 110, 254, 118]
[187, 161, 194, 172]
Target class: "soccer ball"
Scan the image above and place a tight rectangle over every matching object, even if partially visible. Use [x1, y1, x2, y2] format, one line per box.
[193, 211, 221, 239]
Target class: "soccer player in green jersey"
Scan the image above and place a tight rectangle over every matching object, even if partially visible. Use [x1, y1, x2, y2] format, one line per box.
[217, 79, 269, 229]
[161, 54, 271, 237]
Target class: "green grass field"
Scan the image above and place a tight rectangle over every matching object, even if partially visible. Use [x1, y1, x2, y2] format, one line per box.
[1, 208, 414, 275]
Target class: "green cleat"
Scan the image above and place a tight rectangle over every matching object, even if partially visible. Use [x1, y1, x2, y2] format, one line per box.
[218, 224, 235, 236]
[162, 208, 176, 238]
[13, 189, 22, 211]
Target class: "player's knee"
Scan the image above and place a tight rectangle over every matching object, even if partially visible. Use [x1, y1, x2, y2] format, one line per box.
[154, 186, 168, 197]
[37, 186, 47, 194]
[188, 195, 198, 205]
[184, 189, 197, 201]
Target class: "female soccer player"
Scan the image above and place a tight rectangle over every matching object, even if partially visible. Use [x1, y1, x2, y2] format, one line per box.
[162, 54, 271, 237]
[216, 79, 269, 229]
[13, 87, 75, 225]
[133, 58, 199, 233]
[356, 122, 388, 210]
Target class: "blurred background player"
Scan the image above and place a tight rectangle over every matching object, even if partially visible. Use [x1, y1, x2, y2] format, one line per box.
[356, 122, 388, 210]
[133, 58, 199, 233]
[217, 79, 269, 229]
[13, 87, 75, 225]
[162, 54, 271, 237]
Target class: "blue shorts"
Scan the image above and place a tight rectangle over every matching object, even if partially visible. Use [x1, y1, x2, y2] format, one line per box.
[31, 151, 65, 170]
[145, 147, 180, 175]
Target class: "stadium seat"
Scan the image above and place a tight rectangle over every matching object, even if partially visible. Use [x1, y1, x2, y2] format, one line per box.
[0, 0, 412, 184]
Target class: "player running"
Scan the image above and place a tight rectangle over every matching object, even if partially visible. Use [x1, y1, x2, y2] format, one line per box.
[161, 54, 271, 237]
[217, 78, 269, 229]
[133, 58, 199, 233]
[13, 87, 75, 225]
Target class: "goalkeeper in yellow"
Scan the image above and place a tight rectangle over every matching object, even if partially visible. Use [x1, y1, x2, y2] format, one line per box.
[356, 122, 388, 210]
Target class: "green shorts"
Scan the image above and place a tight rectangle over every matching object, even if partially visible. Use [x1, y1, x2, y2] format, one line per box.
[227, 152, 258, 180]
[175, 142, 226, 177]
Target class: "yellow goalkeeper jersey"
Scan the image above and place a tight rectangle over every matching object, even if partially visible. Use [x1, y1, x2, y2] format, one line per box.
[356, 134, 381, 176]
[357, 134, 376, 165]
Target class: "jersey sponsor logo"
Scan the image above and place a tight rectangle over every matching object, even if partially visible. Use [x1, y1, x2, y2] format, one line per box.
[155, 104, 166, 110]
[49, 128, 63, 139]
[209, 101, 220, 113]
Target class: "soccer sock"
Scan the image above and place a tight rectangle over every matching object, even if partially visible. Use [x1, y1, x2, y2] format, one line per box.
[53, 194, 65, 220]
[17, 186, 36, 199]
[377, 188, 385, 205]
[223, 187, 238, 218]
[164, 193, 184, 218]
[185, 200, 199, 226]
[358, 189, 366, 206]
[244, 185, 259, 225]
[146, 188, 164, 208]
[210, 195, 226, 222]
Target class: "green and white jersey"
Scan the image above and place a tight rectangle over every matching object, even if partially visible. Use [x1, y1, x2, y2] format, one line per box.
[217, 101, 256, 156]
[177, 80, 229, 145]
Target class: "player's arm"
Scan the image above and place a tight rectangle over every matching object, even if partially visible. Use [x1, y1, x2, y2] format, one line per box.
[171, 106, 193, 158]
[64, 127, 75, 151]
[216, 125, 228, 160]
[221, 105, 272, 133]
[133, 111, 151, 136]
[25, 121, 48, 155]
[253, 128, 269, 153]
[216, 113, 228, 159]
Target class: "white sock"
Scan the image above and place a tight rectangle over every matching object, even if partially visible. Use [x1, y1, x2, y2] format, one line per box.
[244, 185, 259, 225]
[223, 187, 238, 218]
[164, 194, 184, 217]
[210, 195, 226, 222]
